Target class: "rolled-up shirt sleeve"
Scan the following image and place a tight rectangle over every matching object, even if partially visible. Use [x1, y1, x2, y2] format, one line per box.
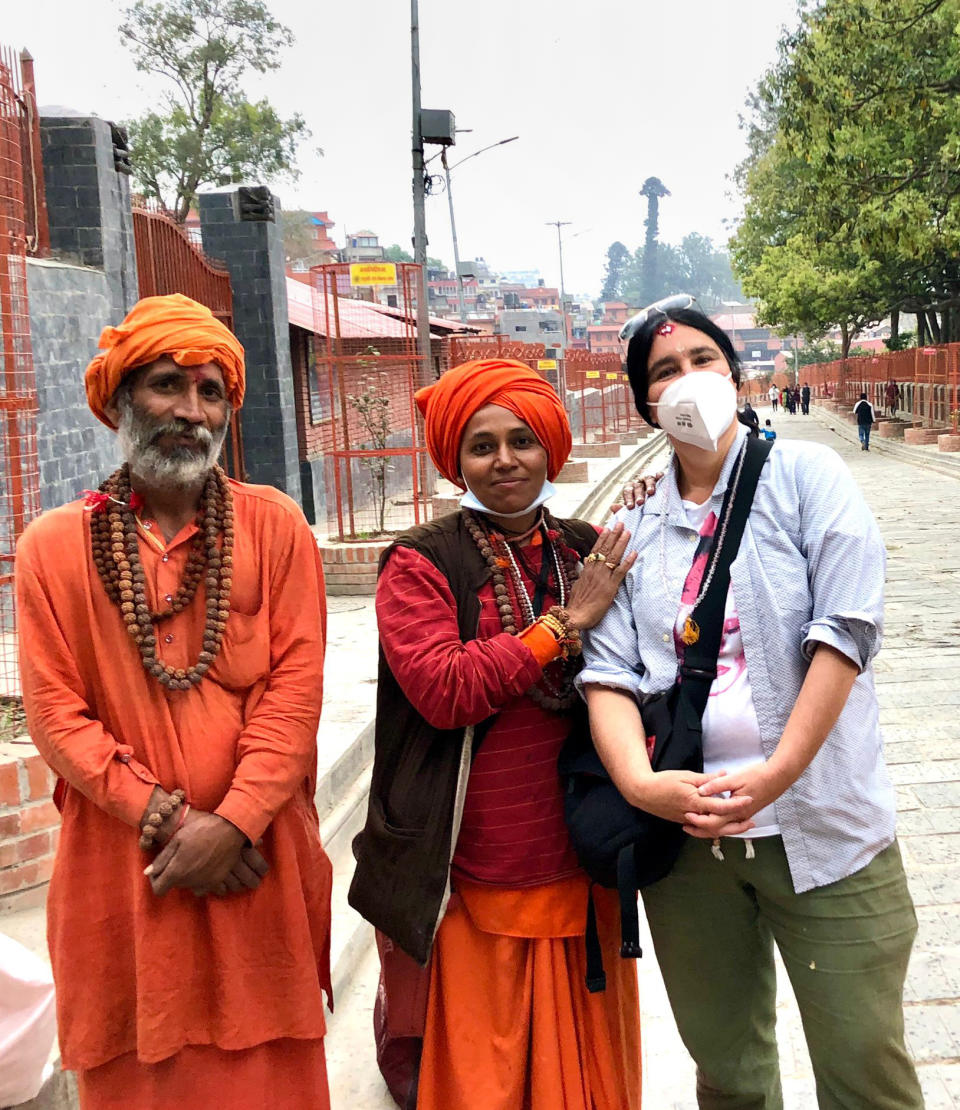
[577, 568, 646, 699]
[796, 448, 885, 670]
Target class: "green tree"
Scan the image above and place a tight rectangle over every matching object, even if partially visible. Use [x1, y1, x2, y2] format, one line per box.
[281, 209, 323, 267]
[384, 244, 414, 263]
[122, 0, 310, 221]
[732, 0, 960, 350]
[639, 177, 671, 304]
[599, 241, 631, 302]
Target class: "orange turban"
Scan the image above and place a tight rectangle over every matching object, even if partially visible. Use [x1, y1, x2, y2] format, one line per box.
[84, 293, 245, 428]
[415, 359, 571, 487]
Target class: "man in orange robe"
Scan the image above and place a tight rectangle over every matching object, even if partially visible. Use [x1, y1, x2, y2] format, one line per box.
[15, 294, 331, 1108]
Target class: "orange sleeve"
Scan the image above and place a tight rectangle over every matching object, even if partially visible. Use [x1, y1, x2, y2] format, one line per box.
[15, 531, 158, 827]
[518, 620, 562, 667]
[214, 508, 325, 843]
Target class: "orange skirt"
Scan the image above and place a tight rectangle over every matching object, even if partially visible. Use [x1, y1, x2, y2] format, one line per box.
[76, 1036, 328, 1110]
[417, 876, 641, 1110]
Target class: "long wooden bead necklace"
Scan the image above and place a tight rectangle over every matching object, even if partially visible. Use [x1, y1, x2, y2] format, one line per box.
[89, 463, 233, 690]
[464, 509, 580, 711]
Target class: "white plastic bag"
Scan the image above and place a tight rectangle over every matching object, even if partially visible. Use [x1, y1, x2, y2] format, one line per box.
[0, 932, 56, 1107]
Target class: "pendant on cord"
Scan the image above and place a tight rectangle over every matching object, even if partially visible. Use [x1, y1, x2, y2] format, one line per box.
[681, 616, 700, 646]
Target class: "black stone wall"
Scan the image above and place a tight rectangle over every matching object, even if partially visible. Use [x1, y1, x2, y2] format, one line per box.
[197, 190, 302, 501]
[27, 259, 121, 510]
[39, 116, 137, 323]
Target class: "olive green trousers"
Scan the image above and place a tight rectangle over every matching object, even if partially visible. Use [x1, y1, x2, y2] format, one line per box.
[641, 837, 923, 1109]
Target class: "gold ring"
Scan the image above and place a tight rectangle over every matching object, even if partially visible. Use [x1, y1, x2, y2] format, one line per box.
[585, 552, 605, 564]
[605, 560, 619, 570]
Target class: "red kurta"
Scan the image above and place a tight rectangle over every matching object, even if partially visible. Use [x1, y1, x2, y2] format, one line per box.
[15, 481, 332, 1095]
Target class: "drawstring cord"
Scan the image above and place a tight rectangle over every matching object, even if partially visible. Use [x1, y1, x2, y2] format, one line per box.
[711, 838, 756, 861]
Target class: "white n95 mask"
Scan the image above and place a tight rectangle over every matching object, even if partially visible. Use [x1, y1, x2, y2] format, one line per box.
[649, 371, 738, 451]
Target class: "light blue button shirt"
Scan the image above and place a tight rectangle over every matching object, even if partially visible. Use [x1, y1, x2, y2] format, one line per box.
[578, 422, 896, 894]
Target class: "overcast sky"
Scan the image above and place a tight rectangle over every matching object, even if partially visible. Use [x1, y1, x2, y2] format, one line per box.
[6, 0, 801, 296]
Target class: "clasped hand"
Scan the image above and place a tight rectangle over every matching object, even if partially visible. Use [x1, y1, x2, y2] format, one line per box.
[633, 769, 757, 838]
[144, 807, 269, 898]
[680, 763, 781, 839]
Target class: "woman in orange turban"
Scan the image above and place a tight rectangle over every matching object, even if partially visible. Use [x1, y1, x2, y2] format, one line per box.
[350, 359, 643, 1109]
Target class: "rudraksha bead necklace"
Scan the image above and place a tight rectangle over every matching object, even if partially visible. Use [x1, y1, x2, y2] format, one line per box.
[464, 509, 581, 711]
[89, 463, 234, 691]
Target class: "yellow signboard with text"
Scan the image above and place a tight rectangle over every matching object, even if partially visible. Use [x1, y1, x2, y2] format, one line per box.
[585, 371, 600, 379]
[349, 262, 398, 286]
[538, 359, 558, 371]
[605, 372, 620, 379]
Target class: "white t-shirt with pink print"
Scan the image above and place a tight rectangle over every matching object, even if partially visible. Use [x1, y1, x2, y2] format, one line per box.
[676, 498, 780, 838]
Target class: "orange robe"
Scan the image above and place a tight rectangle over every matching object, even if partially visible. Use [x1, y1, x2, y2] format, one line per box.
[417, 877, 641, 1110]
[15, 480, 331, 1109]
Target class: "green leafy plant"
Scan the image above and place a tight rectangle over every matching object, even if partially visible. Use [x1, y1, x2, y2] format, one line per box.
[347, 348, 391, 536]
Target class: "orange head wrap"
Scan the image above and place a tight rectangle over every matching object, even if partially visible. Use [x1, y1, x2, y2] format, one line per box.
[415, 358, 572, 488]
[84, 293, 245, 429]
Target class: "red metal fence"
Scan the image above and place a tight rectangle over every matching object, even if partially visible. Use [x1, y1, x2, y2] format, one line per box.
[788, 345, 960, 431]
[131, 201, 245, 477]
[0, 44, 42, 695]
[312, 262, 431, 539]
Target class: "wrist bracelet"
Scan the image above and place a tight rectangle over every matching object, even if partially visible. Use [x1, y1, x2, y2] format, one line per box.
[139, 788, 186, 851]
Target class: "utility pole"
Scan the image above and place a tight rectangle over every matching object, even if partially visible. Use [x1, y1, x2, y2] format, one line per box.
[410, 0, 433, 386]
[546, 220, 571, 348]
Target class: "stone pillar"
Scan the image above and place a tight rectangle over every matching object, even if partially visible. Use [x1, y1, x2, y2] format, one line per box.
[198, 188, 301, 501]
[39, 116, 138, 322]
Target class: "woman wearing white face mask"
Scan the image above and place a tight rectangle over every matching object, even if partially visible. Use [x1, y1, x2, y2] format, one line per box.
[577, 297, 922, 1109]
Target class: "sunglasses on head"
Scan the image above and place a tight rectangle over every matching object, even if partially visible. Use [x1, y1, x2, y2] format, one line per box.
[618, 293, 698, 342]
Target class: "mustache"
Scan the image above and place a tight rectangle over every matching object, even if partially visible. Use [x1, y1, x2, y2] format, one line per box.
[147, 420, 214, 447]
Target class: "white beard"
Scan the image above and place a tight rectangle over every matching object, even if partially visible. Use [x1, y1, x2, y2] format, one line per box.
[116, 397, 229, 490]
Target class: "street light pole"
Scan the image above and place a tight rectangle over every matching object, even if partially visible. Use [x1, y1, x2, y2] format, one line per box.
[441, 149, 467, 323]
[410, 0, 433, 386]
[546, 220, 571, 348]
[441, 136, 518, 325]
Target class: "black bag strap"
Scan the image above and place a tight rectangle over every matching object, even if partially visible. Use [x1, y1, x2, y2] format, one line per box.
[678, 436, 773, 720]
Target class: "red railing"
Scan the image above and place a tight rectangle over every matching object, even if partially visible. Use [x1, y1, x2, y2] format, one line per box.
[311, 262, 431, 539]
[799, 345, 960, 432]
[0, 42, 42, 694]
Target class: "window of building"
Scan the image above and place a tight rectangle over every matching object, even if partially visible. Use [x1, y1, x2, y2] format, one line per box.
[515, 325, 528, 332]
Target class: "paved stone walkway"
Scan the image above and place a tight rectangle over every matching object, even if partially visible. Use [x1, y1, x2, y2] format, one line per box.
[328, 410, 960, 1108]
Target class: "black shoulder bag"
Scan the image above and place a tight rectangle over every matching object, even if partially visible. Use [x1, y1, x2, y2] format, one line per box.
[559, 435, 773, 991]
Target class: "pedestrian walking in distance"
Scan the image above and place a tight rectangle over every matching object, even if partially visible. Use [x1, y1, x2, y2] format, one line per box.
[16, 295, 333, 1109]
[885, 378, 901, 417]
[350, 358, 648, 1109]
[768, 383, 779, 412]
[801, 382, 811, 415]
[854, 391, 877, 450]
[580, 295, 923, 1110]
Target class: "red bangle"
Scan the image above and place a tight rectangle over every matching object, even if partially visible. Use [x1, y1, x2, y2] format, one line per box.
[173, 803, 190, 834]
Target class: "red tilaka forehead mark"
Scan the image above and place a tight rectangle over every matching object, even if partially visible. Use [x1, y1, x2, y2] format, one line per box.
[656, 322, 675, 336]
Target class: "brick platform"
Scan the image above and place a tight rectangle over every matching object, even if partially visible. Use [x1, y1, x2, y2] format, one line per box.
[904, 426, 942, 446]
[318, 539, 391, 596]
[570, 441, 621, 458]
[877, 420, 906, 438]
[0, 740, 59, 913]
[938, 433, 960, 453]
[555, 460, 589, 483]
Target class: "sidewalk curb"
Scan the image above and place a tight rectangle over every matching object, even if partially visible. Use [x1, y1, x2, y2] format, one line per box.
[811, 406, 960, 481]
